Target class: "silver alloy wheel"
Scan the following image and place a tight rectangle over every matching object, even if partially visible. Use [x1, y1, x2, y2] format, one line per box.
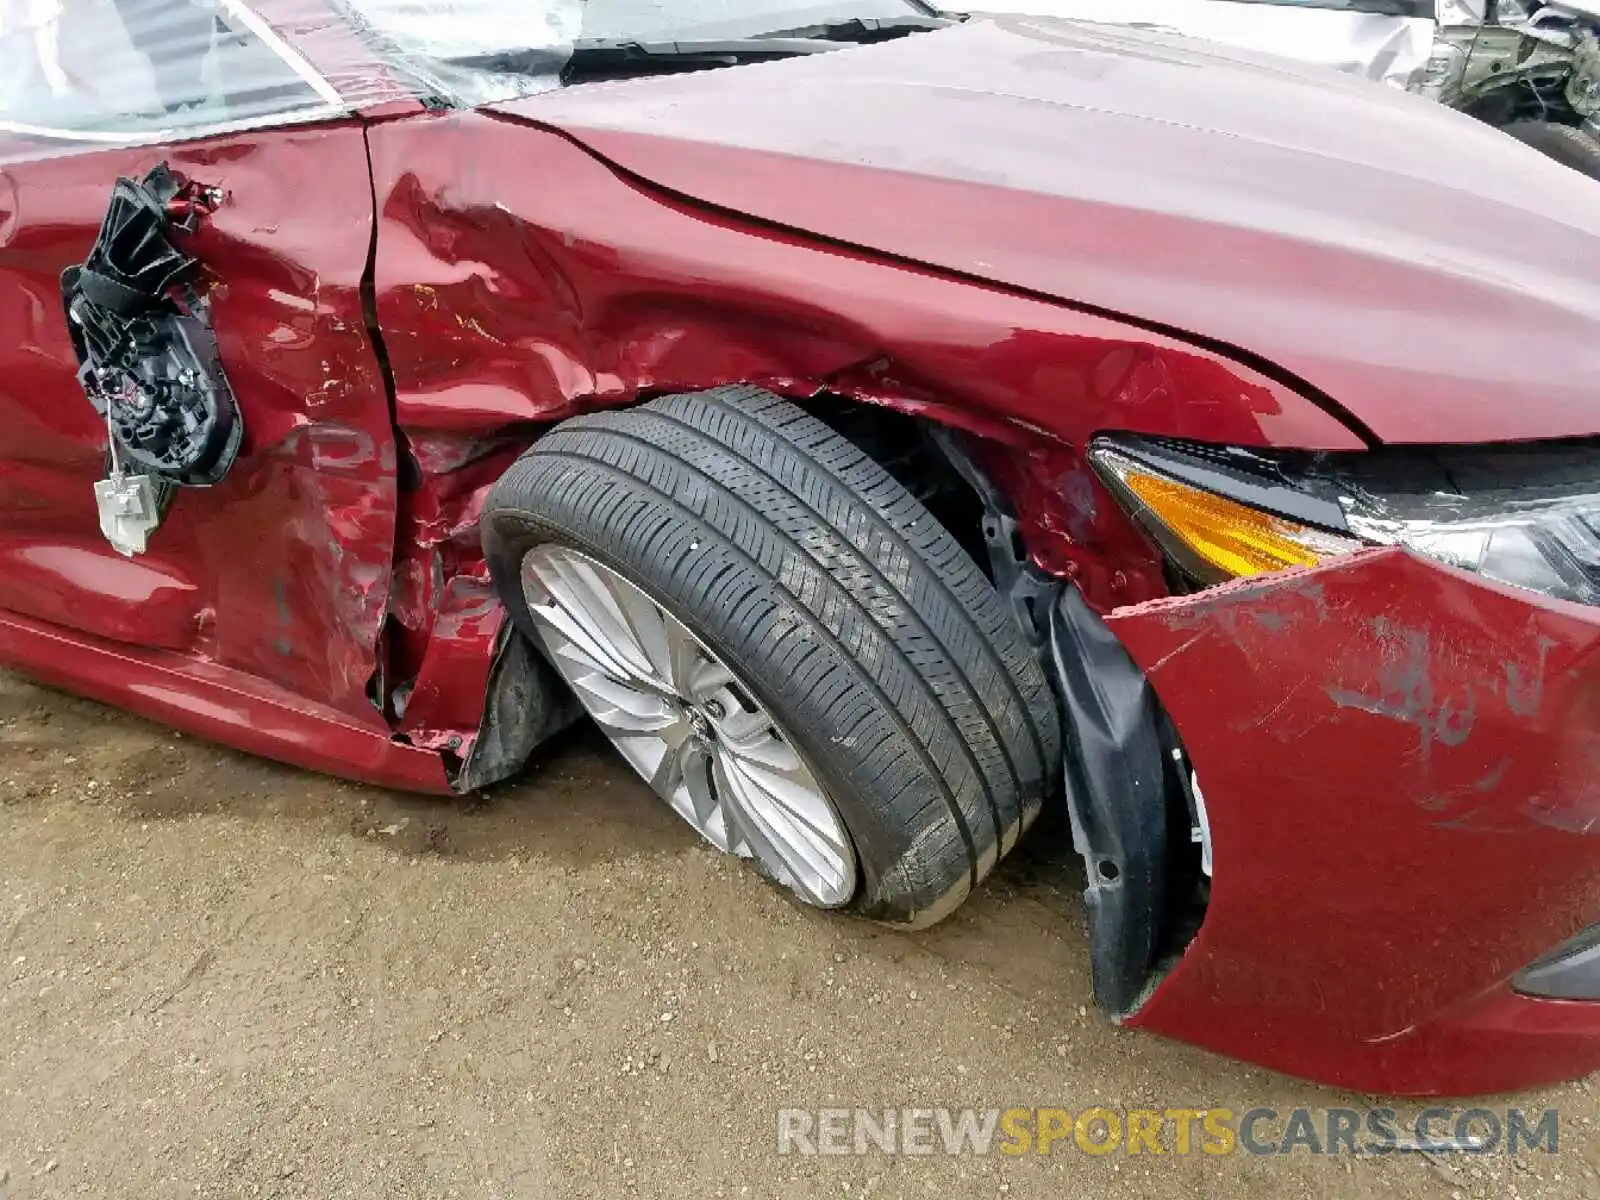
[519, 545, 858, 908]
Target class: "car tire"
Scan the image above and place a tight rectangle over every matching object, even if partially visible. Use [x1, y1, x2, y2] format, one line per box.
[1503, 120, 1600, 182]
[481, 385, 1061, 926]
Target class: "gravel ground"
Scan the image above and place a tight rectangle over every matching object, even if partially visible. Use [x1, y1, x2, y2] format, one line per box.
[0, 669, 1596, 1199]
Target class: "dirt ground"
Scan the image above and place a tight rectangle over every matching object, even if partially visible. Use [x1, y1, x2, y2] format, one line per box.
[0, 670, 1595, 1200]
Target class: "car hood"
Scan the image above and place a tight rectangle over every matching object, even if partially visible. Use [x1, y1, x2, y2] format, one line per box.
[499, 16, 1600, 446]
[951, 0, 1438, 88]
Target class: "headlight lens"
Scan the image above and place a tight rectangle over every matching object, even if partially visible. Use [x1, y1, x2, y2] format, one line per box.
[1090, 437, 1600, 606]
[1091, 446, 1358, 585]
[1340, 477, 1600, 608]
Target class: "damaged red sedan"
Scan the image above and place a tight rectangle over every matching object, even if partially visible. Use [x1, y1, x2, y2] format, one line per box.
[3, 0, 1599, 1097]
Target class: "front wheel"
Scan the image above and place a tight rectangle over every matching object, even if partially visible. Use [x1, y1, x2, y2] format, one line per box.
[482, 386, 1061, 926]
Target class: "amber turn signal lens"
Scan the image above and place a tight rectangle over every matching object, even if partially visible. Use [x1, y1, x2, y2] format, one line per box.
[1090, 455, 1356, 584]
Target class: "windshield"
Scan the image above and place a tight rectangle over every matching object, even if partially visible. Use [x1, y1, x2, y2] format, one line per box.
[335, 0, 935, 103]
[1222, 1, 1433, 13]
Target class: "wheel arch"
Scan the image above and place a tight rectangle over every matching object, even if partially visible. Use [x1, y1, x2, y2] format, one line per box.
[474, 386, 1069, 923]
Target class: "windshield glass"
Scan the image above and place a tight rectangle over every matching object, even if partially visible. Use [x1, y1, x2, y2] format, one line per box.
[1223, 0, 1433, 13]
[335, 0, 932, 104]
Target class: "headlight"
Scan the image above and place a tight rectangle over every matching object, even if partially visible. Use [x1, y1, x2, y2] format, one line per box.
[1090, 442, 1358, 585]
[1090, 437, 1600, 606]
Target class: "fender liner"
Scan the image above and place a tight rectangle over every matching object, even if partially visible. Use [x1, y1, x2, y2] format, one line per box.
[1049, 586, 1171, 1018]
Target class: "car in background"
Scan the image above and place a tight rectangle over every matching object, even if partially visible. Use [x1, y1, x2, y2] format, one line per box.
[3, 0, 1600, 1097]
[950, 0, 1600, 176]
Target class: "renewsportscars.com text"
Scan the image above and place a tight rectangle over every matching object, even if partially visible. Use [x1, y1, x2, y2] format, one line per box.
[776, 1106, 1560, 1158]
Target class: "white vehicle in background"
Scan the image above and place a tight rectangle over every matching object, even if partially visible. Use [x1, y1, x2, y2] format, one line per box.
[949, 1, 1600, 177]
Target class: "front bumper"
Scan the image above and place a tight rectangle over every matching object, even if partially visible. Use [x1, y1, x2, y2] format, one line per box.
[1106, 547, 1600, 1096]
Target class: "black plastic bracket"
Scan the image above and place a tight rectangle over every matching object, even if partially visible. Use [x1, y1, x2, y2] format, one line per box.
[61, 163, 242, 488]
[1048, 586, 1171, 1019]
[925, 425, 1059, 650]
[452, 626, 585, 792]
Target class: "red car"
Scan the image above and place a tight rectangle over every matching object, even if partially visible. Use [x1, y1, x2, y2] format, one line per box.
[3, 0, 1598, 1097]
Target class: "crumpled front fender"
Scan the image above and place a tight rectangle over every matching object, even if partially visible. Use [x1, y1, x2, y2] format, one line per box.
[1106, 547, 1600, 1095]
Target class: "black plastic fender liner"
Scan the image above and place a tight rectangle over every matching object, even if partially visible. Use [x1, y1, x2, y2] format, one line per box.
[924, 424, 1059, 653]
[1049, 585, 1170, 1019]
[452, 626, 584, 793]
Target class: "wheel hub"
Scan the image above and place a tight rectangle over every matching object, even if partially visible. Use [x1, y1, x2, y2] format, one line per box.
[684, 706, 714, 743]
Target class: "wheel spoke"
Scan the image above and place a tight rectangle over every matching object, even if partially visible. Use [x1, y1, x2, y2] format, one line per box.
[530, 553, 670, 691]
[712, 753, 787, 871]
[521, 545, 856, 907]
[663, 617, 716, 697]
[644, 732, 688, 797]
[720, 751, 853, 887]
[714, 749, 853, 904]
[604, 567, 678, 686]
[526, 594, 641, 689]
[679, 740, 723, 842]
[716, 708, 801, 773]
[570, 673, 678, 732]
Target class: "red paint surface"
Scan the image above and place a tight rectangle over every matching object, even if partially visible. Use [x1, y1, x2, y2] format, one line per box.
[1111, 549, 1600, 1095]
[0, 126, 409, 753]
[0, 538, 200, 650]
[368, 110, 1358, 449]
[0, 606, 448, 793]
[507, 17, 1600, 445]
[390, 434, 527, 757]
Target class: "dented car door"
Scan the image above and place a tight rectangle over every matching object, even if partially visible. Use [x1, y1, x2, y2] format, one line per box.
[0, 2, 399, 723]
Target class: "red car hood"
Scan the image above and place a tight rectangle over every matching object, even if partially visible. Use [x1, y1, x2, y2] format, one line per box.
[499, 16, 1600, 446]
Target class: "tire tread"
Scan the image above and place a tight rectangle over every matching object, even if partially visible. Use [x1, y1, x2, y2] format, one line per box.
[482, 386, 1061, 924]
